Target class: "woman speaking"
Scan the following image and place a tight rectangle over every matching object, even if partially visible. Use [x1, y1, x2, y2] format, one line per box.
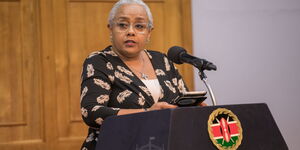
[80, 0, 200, 149]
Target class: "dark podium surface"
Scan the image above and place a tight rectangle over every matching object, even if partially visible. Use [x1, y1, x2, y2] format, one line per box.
[96, 103, 288, 150]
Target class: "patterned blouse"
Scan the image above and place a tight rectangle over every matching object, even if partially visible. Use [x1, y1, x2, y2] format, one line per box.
[80, 46, 188, 150]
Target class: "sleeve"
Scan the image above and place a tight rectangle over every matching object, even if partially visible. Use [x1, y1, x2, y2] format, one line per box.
[80, 55, 119, 128]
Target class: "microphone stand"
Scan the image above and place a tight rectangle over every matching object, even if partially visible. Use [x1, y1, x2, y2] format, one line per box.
[198, 70, 217, 106]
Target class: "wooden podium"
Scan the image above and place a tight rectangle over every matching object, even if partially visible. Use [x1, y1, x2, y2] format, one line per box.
[95, 103, 288, 150]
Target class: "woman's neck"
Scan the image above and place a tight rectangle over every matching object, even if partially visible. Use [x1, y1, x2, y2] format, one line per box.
[111, 46, 145, 63]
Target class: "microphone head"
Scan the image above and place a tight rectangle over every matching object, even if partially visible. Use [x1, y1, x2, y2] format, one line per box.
[167, 46, 187, 64]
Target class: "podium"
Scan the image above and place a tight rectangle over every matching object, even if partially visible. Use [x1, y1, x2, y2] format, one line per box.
[96, 103, 288, 150]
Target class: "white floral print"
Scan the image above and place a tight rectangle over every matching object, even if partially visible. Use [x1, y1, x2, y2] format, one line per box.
[111, 107, 120, 111]
[82, 147, 88, 150]
[88, 51, 101, 58]
[159, 86, 164, 99]
[97, 94, 109, 104]
[108, 75, 115, 82]
[117, 90, 132, 103]
[85, 133, 94, 142]
[138, 93, 145, 106]
[80, 86, 88, 103]
[155, 69, 166, 76]
[104, 50, 117, 56]
[115, 71, 132, 84]
[178, 79, 187, 93]
[164, 80, 176, 93]
[92, 105, 103, 112]
[117, 66, 134, 76]
[87, 64, 94, 77]
[99, 51, 106, 56]
[94, 78, 111, 90]
[139, 86, 151, 96]
[172, 78, 178, 86]
[95, 117, 104, 125]
[80, 47, 188, 150]
[81, 107, 88, 118]
[106, 62, 114, 70]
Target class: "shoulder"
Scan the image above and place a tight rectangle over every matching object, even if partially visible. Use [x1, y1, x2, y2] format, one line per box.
[83, 46, 117, 65]
[81, 46, 116, 81]
[145, 49, 168, 60]
[146, 49, 176, 65]
[81, 46, 118, 76]
[145, 49, 165, 56]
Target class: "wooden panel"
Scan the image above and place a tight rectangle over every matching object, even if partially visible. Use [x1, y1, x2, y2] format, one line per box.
[0, 1, 24, 127]
[0, 0, 20, 2]
[69, 0, 164, 2]
[179, 0, 194, 90]
[0, 0, 43, 148]
[146, 3, 164, 51]
[39, 0, 60, 149]
[53, 0, 93, 141]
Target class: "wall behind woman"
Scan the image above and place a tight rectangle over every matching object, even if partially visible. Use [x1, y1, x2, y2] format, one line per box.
[191, 0, 300, 149]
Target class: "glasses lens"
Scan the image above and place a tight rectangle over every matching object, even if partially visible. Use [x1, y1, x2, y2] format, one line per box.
[114, 22, 148, 34]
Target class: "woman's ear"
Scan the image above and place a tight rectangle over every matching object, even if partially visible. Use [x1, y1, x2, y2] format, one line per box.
[109, 33, 112, 42]
[146, 28, 153, 41]
[107, 24, 113, 32]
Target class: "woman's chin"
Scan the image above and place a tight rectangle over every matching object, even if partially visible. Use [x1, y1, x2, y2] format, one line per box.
[123, 46, 141, 53]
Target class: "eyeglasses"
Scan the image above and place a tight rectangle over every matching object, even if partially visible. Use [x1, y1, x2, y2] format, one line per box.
[113, 22, 149, 34]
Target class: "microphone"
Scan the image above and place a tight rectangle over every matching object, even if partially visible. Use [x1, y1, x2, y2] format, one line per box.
[167, 46, 217, 71]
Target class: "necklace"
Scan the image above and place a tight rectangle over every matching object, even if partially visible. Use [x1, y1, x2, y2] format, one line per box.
[138, 55, 149, 80]
[128, 53, 149, 80]
[112, 47, 149, 80]
[141, 72, 149, 80]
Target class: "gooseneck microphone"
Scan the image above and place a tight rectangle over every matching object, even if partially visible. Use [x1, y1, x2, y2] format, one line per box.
[167, 46, 218, 105]
[167, 46, 217, 71]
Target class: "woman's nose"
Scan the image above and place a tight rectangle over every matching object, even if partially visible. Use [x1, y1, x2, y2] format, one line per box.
[127, 25, 136, 36]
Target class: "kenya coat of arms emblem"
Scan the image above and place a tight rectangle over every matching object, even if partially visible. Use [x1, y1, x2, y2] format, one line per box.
[208, 108, 243, 150]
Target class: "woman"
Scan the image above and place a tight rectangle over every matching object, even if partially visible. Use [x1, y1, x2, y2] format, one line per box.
[80, 0, 195, 149]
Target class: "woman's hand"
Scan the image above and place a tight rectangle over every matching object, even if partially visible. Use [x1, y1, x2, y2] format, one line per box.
[117, 102, 176, 115]
[148, 102, 177, 111]
[198, 102, 207, 107]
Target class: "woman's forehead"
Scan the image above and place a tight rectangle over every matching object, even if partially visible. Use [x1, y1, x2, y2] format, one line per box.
[114, 4, 148, 21]
[116, 16, 147, 22]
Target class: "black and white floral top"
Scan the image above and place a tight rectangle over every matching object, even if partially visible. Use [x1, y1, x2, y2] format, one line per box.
[80, 46, 188, 150]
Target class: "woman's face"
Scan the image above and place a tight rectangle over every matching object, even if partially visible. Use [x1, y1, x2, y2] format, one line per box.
[109, 4, 152, 58]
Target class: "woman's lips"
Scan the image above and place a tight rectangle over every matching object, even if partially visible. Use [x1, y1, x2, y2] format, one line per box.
[125, 40, 136, 46]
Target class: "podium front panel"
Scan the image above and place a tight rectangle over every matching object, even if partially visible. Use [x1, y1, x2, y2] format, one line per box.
[169, 103, 288, 150]
[96, 103, 288, 150]
[96, 109, 172, 150]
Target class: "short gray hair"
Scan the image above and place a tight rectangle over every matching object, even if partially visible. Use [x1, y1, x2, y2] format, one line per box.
[108, 0, 154, 29]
